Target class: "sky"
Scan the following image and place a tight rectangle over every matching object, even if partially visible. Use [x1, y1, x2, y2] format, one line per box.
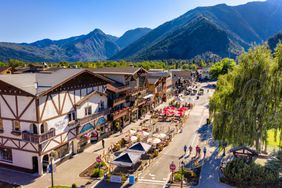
[0, 0, 265, 43]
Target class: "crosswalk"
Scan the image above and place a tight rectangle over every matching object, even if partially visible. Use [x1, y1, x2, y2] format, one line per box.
[137, 178, 167, 185]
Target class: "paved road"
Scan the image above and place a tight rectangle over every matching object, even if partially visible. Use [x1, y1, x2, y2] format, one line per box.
[132, 82, 212, 188]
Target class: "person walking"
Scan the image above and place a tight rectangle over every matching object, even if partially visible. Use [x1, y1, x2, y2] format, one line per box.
[189, 145, 193, 155]
[195, 145, 200, 157]
[184, 145, 187, 155]
[198, 148, 201, 158]
[203, 147, 207, 158]
[102, 139, 105, 149]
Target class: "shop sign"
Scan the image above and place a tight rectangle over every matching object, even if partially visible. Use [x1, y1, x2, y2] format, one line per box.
[54, 120, 67, 131]
[110, 175, 122, 183]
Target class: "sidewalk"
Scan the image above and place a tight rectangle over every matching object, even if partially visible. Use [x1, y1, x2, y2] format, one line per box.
[0, 99, 174, 188]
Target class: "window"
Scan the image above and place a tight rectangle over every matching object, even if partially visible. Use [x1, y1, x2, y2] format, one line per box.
[84, 106, 92, 116]
[0, 147, 12, 162]
[0, 119, 3, 132]
[13, 120, 20, 132]
[68, 112, 76, 122]
[54, 144, 69, 159]
[100, 101, 105, 111]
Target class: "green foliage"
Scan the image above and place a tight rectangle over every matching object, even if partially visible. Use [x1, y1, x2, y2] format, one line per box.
[210, 44, 282, 151]
[91, 168, 105, 177]
[223, 158, 279, 186]
[0, 61, 7, 67]
[71, 184, 77, 188]
[209, 58, 236, 79]
[173, 172, 182, 181]
[7, 59, 25, 68]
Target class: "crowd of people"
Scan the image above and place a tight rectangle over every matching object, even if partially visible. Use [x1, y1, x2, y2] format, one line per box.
[183, 144, 207, 159]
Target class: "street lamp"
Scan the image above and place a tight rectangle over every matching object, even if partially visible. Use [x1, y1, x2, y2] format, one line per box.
[49, 151, 58, 188]
[181, 161, 185, 188]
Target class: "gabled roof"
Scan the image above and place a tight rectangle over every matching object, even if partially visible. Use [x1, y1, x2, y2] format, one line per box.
[0, 69, 113, 97]
[147, 77, 160, 85]
[75, 91, 107, 106]
[91, 67, 147, 75]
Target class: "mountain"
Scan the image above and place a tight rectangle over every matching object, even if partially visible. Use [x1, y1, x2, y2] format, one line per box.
[268, 30, 282, 50]
[0, 29, 120, 62]
[112, 0, 282, 60]
[116, 28, 152, 49]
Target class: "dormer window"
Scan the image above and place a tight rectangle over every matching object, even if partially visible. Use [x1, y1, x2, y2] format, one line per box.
[85, 106, 92, 116]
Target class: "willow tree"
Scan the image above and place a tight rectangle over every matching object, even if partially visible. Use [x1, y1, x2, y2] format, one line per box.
[210, 44, 282, 152]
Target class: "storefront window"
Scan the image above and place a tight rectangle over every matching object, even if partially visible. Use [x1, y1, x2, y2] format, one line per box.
[55, 144, 69, 159]
[0, 147, 12, 162]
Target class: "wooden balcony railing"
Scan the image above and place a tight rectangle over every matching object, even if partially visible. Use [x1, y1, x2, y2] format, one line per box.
[22, 129, 56, 143]
[128, 87, 147, 96]
[112, 107, 129, 120]
[113, 96, 127, 107]
[78, 108, 111, 125]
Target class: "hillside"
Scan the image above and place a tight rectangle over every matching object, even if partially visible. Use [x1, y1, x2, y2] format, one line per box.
[268, 30, 282, 50]
[112, 0, 282, 60]
[116, 28, 152, 49]
[0, 29, 120, 62]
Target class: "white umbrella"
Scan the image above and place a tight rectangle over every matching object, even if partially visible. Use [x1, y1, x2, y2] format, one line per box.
[130, 129, 137, 135]
[153, 133, 167, 140]
[131, 136, 138, 142]
[147, 137, 161, 144]
[142, 131, 150, 137]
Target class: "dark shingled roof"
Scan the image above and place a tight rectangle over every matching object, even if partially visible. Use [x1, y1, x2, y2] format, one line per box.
[91, 67, 146, 75]
[0, 69, 111, 96]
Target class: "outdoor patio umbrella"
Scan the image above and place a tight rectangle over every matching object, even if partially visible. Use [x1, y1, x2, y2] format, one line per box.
[126, 142, 152, 154]
[130, 129, 137, 135]
[131, 136, 138, 142]
[153, 133, 167, 140]
[147, 137, 161, 144]
[111, 152, 142, 167]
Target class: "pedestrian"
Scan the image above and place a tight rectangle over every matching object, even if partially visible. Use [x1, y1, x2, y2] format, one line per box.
[102, 139, 105, 149]
[203, 146, 207, 158]
[184, 145, 187, 155]
[189, 145, 192, 155]
[198, 148, 201, 158]
[120, 128, 123, 134]
[195, 145, 199, 157]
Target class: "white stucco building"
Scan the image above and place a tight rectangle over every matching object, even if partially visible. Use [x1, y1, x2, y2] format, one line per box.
[0, 69, 111, 175]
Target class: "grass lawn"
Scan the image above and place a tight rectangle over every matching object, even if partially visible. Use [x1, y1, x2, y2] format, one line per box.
[267, 129, 281, 147]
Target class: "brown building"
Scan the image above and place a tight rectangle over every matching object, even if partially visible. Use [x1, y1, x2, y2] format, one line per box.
[0, 67, 13, 74]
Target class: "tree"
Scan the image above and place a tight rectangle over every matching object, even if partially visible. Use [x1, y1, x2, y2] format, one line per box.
[7, 59, 25, 68]
[210, 44, 281, 152]
[0, 61, 7, 67]
[209, 58, 236, 79]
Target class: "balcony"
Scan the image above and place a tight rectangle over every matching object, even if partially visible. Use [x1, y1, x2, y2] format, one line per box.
[78, 108, 111, 125]
[22, 129, 56, 143]
[112, 96, 127, 107]
[128, 87, 147, 96]
[112, 107, 129, 120]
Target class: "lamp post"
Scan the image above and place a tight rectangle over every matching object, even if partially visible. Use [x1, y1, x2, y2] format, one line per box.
[181, 161, 185, 188]
[49, 151, 57, 188]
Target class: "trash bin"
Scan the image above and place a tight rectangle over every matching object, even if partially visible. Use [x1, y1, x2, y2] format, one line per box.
[129, 175, 135, 184]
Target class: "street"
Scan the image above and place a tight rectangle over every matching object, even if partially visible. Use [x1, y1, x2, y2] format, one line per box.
[131, 82, 213, 188]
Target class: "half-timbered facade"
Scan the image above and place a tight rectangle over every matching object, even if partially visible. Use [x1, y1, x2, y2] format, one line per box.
[0, 69, 111, 175]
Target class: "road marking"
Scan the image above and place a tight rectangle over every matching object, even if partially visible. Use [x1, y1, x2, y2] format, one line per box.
[138, 178, 166, 185]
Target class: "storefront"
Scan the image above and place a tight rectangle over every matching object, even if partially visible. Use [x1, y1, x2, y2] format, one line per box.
[77, 123, 95, 152]
[95, 117, 111, 138]
[130, 108, 139, 122]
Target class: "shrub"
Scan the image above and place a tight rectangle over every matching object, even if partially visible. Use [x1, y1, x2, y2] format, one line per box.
[174, 172, 182, 181]
[223, 158, 279, 186]
[91, 168, 105, 178]
[71, 184, 77, 188]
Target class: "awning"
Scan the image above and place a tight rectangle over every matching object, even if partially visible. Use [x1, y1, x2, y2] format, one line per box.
[96, 117, 107, 126]
[80, 123, 95, 134]
[126, 142, 152, 154]
[111, 152, 142, 167]
[143, 94, 154, 99]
